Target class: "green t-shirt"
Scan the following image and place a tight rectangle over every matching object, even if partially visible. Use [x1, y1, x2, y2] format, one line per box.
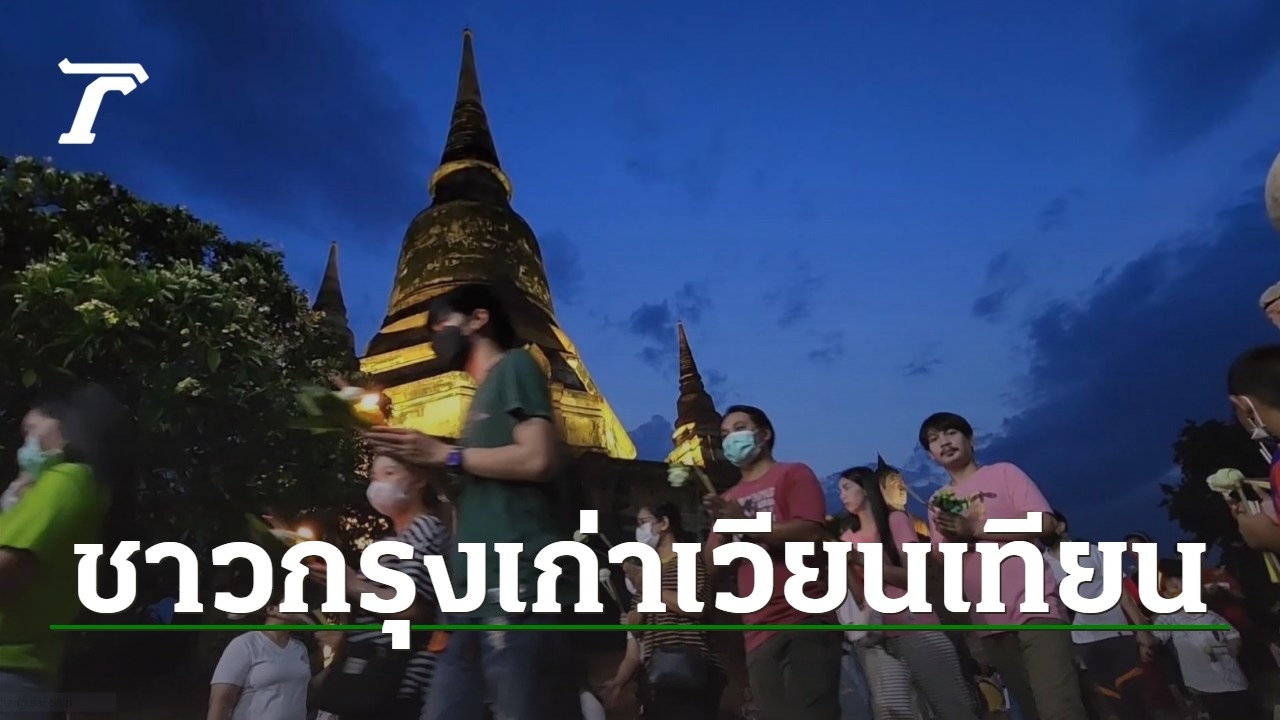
[451, 348, 574, 617]
[0, 462, 108, 678]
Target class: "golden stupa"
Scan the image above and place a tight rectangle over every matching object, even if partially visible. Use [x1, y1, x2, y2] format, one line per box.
[355, 30, 635, 457]
[309, 31, 738, 540]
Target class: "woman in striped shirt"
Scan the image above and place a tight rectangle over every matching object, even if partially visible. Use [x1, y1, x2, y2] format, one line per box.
[608, 503, 725, 720]
[307, 454, 448, 720]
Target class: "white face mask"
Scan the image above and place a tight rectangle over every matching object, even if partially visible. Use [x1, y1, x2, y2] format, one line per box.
[366, 481, 409, 516]
[1245, 398, 1272, 440]
[635, 522, 660, 548]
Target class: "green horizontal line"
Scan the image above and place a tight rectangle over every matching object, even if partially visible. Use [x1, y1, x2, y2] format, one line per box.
[50, 623, 1227, 632]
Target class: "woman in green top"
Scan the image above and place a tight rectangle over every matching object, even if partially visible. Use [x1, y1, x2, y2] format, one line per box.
[0, 384, 133, 720]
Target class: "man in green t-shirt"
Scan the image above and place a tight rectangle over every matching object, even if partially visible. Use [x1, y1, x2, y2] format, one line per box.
[366, 283, 582, 720]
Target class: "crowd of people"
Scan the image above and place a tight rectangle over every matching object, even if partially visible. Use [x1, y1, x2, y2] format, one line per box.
[4, 281, 1280, 720]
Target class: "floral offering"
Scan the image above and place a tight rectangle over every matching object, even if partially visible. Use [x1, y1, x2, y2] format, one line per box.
[293, 384, 387, 432]
[931, 488, 970, 515]
[666, 462, 716, 494]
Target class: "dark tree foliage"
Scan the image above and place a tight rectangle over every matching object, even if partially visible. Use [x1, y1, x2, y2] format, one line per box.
[1163, 417, 1279, 626]
[0, 154, 374, 547]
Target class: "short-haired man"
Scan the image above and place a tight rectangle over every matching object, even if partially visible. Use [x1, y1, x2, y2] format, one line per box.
[1226, 344, 1280, 552]
[704, 404, 840, 720]
[919, 411, 1086, 720]
[365, 283, 581, 720]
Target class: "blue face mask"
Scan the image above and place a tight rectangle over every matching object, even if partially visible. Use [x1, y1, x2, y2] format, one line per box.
[722, 430, 760, 466]
[16, 435, 60, 475]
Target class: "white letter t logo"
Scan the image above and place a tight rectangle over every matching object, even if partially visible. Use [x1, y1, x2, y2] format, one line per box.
[58, 59, 149, 145]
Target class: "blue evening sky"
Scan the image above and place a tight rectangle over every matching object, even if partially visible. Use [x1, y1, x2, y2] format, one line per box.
[4, 0, 1280, 542]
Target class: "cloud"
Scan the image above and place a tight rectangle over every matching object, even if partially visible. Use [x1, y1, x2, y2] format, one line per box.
[763, 259, 826, 328]
[628, 414, 673, 462]
[0, 0, 428, 247]
[613, 74, 727, 210]
[971, 251, 1030, 322]
[902, 359, 942, 377]
[1037, 188, 1083, 233]
[1122, 0, 1280, 154]
[808, 332, 846, 365]
[540, 231, 585, 306]
[983, 187, 1278, 542]
[623, 281, 714, 369]
[703, 369, 731, 406]
[901, 346, 944, 378]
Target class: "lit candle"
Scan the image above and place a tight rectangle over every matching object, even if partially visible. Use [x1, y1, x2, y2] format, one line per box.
[353, 393, 387, 425]
[296, 526, 316, 541]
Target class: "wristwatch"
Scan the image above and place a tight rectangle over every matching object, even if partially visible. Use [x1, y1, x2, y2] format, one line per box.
[445, 447, 464, 470]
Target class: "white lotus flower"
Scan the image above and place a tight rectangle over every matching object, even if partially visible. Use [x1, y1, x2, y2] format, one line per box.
[668, 464, 692, 488]
[1207, 468, 1245, 494]
[573, 530, 588, 543]
[599, 568, 612, 584]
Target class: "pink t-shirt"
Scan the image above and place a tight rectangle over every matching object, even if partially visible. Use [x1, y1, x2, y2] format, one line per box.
[713, 462, 830, 654]
[926, 462, 1063, 636]
[842, 511, 938, 636]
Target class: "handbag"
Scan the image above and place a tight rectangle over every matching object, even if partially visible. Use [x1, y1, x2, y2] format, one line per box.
[646, 644, 711, 690]
[315, 638, 414, 716]
[836, 590, 882, 646]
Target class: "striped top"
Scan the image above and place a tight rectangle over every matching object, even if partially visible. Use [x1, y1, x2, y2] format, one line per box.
[633, 555, 721, 669]
[347, 514, 447, 702]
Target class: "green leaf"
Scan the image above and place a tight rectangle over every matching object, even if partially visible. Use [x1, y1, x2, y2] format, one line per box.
[206, 347, 221, 372]
[21, 368, 36, 387]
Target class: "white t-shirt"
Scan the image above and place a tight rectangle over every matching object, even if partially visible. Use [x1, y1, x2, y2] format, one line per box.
[210, 631, 311, 720]
[1153, 611, 1247, 694]
[1044, 544, 1130, 645]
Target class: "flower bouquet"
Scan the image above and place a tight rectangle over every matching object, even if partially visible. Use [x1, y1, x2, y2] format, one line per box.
[291, 385, 388, 433]
[930, 488, 970, 515]
[667, 463, 716, 495]
[1207, 468, 1280, 582]
[598, 567, 621, 606]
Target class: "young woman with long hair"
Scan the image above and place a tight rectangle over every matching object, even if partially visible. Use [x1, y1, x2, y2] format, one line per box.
[838, 466, 977, 720]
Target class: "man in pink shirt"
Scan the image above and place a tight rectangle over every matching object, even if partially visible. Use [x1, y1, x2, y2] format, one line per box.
[704, 405, 840, 720]
[920, 411, 1086, 720]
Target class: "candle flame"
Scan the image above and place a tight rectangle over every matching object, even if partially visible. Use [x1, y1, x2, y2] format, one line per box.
[296, 526, 316, 540]
[358, 394, 381, 411]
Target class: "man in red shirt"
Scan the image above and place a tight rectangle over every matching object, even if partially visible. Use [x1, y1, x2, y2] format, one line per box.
[704, 405, 839, 720]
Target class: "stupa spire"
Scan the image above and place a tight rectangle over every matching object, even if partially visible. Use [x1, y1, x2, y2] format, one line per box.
[313, 242, 347, 318]
[312, 242, 355, 363]
[429, 29, 512, 201]
[675, 322, 718, 428]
